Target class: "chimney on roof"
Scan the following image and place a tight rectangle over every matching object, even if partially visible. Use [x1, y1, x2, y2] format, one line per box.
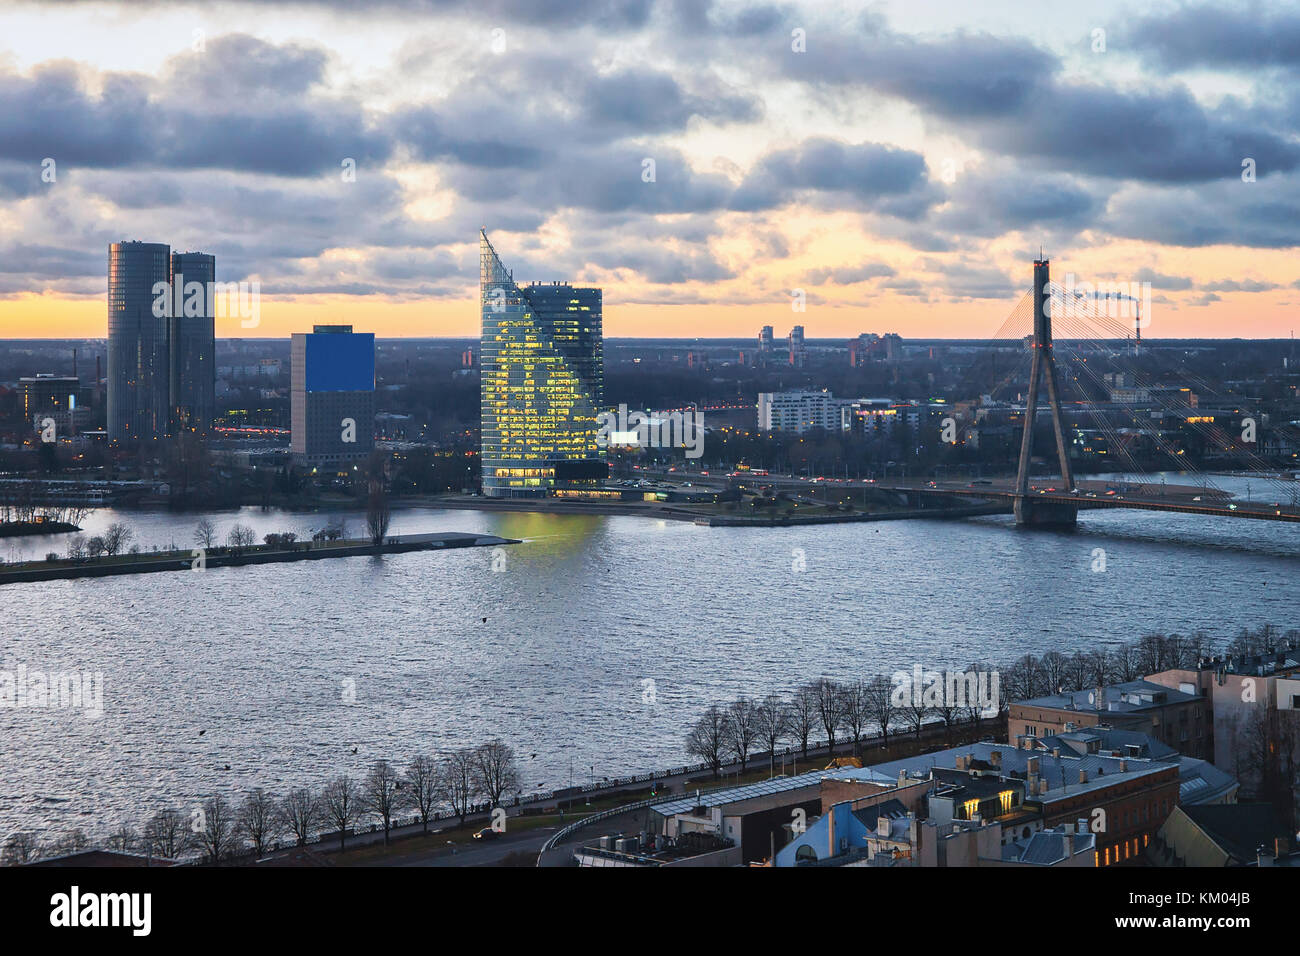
[898, 769, 908, 787]
[1094, 687, 1104, 710]
[1051, 748, 1060, 758]
[989, 750, 1002, 769]
[1079, 769, 1088, 784]
[1119, 758, 1128, 772]
[1027, 756, 1041, 775]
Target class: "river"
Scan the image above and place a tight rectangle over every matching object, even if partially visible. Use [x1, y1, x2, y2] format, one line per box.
[1, 472, 1297, 840]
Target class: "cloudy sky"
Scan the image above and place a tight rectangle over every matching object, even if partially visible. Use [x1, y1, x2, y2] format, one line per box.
[0, 0, 1296, 339]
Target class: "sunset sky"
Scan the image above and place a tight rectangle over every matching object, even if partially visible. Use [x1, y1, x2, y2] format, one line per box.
[0, 0, 1297, 339]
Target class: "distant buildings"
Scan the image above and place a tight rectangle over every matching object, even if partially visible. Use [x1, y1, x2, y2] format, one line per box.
[479, 230, 607, 498]
[106, 241, 217, 441]
[290, 324, 375, 468]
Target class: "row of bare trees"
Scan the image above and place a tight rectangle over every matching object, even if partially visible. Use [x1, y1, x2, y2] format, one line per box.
[685, 627, 1300, 779]
[2, 742, 521, 866]
[0, 480, 91, 527]
[64, 522, 133, 560]
[685, 673, 993, 779]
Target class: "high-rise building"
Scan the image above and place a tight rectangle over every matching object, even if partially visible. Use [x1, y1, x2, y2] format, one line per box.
[290, 325, 375, 468]
[169, 252, 216, 434]
[758, 326, 774, 353]
[788, 325, 806, 367]
[108, 241, 171, 441]
[479, 230, 607, 498]
[757, 389, 845, 433]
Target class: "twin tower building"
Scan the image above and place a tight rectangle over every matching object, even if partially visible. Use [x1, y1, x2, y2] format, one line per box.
[107, 240, 216, 441]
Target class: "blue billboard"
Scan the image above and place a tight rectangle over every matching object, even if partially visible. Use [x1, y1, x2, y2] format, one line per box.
[305, 332, 374, 391]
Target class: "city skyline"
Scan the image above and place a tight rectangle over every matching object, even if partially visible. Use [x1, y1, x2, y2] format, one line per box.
[2, 1, 1299, 340]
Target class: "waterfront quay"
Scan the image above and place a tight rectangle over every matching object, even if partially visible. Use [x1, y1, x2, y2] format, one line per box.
[0, 532, 518, 586]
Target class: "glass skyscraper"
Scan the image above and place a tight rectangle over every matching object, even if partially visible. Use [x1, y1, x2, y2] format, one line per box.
[169, 251, 216, 434]
[480, 230, 606, 497]
[108, 241, 171, 441]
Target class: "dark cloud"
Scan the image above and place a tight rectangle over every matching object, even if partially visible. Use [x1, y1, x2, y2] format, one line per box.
[805, 263, 895, 284]
[0, 38, 391, 175]
[1127, 2, 1300, 70]
[1201, 278, 1281, 292]
[1106, 173, 1300, 247]
[730, 138, 938, 217]
[935, 162, 1105, 238]
[785, 31, 1056, 118]
[780, 24, 1299, 185]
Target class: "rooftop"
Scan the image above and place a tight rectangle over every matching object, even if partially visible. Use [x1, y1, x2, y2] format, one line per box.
[1017, 679, 1199, 714]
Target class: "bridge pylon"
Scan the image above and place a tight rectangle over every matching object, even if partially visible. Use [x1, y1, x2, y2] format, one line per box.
[1014, 258, 1077, 527]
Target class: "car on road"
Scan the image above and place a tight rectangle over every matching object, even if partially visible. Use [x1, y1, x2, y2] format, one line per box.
[472, 827, 500, 841]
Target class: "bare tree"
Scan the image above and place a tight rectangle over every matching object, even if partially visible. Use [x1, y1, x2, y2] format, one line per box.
[66, 534, 86, 560]
[1004, 654, 1043, 701]
[1040, 651, 1069, 694]
[143, 809, 188, 860]
[787, 684, 817, 759]
[840, 679, 871, 756]
[1111, 644, 1140, 682]
[685, 704, 731, 778]
[810, 678, 845, 753]
[2, 832, 41, 865]
[106, 824, 138, 853]
[195, 795, 238, 864]
[361, 760, 404, 845]
[277, 788, 318, 848]
[932, 672, 961, 746]
[226, 524, 256, 551]
[194, 518, 216, 549]
[473, 740, 520, 807]
[901, 692, 931, 739]
[439, 750, 477, 826]
[238, 788, 281, 859]
[102, 521, 132, 556]
[863, 674, 896, 750]
[406, 755, 439, 833]
[322, 775, 360, 852]
[726, 697, 760, 772]
[754, 694, 790, 777]
[85, 535, 106, 558]
[1066, 652, 1090, 692]
[366, 479, 391, 546]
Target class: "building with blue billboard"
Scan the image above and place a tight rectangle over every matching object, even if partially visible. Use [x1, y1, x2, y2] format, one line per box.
[290, 325, 375, 468]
